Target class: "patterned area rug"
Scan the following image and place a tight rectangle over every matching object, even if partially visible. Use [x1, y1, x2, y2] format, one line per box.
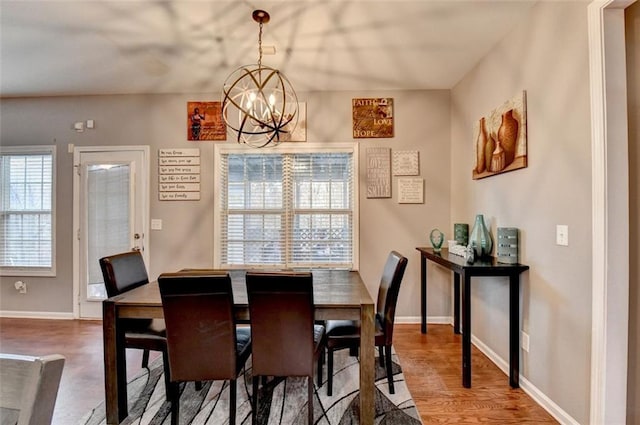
[80, 348, 422, 424]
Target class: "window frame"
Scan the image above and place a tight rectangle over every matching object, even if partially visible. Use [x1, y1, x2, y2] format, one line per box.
[213, 142, 359, 270]
[0, 145, 57, 277]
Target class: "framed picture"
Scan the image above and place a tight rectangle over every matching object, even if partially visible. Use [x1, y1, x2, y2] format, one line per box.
[472, 91, 527, 179]
[352, 98, 394, 138]
[281, 102, 307, 142]
[187, 101, 227, 141]
[393, 150, 419, 176]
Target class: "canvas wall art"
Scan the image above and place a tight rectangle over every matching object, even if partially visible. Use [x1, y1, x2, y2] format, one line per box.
[472, 91, 527, 179]
[187, 101, 227, 141]
[352, 98, 394, 138]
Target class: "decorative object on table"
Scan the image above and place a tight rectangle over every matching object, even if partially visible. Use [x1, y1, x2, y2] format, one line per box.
[449, 241, 467, 257]
[392, 150, 420, 175]
[187, 101, 226, 141]
[454, 223, 469, 245]
[464, 243, 476, 264]
[366, 147, 391, 198]
[469, 214, 493, 258]
[397, 178, 424, 203]
[472, 91, 527, 179]
[352, 98, 394, 138]
[221, 10, 299, 148]
[497, 227, 519, 264]
[429, 229, 444, 252]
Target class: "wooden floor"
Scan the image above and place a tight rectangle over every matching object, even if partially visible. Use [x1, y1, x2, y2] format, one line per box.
[0, 318, 557, 425]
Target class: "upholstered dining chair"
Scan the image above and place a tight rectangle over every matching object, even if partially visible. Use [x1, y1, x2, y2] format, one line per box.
[325, 250, 408, 396]
[158, 271, 251, 425]
[245, 271, 325, 425]
[99, 251, 170, 395]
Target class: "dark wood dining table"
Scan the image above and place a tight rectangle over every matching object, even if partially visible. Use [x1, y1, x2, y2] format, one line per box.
[102, 269, 376, 424]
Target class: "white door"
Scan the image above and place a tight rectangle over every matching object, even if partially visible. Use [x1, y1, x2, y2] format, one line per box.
[73, 147, 149, 319]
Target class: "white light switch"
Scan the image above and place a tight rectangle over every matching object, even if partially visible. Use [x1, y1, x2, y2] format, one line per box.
[556, 225, 569, 246]
[151, 219, 163, 230]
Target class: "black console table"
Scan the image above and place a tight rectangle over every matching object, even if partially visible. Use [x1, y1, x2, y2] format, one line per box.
[416, 247, 529, 388]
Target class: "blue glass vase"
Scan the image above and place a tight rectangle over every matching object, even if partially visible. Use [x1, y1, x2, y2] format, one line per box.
[469, 214, 492, 258]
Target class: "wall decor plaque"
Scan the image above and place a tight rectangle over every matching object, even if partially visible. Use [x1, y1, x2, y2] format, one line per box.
[393, 150, 419, 176]
[366, 147, 391, 198]
[158, 148, 201, 201]
[352, 98, 394, 138]
[187, 101, 227, 141]
[397, 178, 424, 204]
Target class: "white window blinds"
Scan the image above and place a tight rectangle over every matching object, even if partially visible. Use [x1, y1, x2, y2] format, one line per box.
[219, 151, 354, 268]
[0, 146, 55, 275]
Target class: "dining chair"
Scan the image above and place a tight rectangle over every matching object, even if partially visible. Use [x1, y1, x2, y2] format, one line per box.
[0, 353, 65, 425]
[325, 250, 408, 396]
[158, 271, 251, 425]
[245, 271, 325, 425]
[99, 251, 171, 396]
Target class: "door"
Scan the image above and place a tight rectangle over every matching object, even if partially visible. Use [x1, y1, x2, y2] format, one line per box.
[73, 147, 149, 319]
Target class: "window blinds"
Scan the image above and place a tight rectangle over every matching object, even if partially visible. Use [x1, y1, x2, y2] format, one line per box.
[220, 152, 353, 268]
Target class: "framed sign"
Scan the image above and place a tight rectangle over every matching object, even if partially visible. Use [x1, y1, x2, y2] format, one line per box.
[187, 101, 227, 141]
[352, 98, 394, 138]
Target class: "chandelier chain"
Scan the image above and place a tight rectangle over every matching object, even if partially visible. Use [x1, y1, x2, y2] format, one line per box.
[258, 21, 263, 68]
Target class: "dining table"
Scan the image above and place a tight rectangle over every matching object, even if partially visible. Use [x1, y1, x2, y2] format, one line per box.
[102, 269, 376, 424]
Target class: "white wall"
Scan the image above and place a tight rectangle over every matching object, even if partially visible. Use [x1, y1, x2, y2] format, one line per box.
[0, 90, 452, 321]
[450, 2, 592, 423]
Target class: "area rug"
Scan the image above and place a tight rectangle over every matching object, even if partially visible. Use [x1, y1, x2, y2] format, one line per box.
[80, 348, 422, 424]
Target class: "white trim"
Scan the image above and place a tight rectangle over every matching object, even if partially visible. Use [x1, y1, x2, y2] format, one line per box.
[588, 1, 632, 423]
[471, 335, 580, 425]
[395, 315, 451, 325]
[0, 310, 74, 320]
[72, 145, 150, 319]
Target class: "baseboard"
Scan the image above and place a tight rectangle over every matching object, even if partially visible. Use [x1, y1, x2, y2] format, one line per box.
[471, 335, 579, 425]
[0, 310, 74, 320]
[395, 315, 452, 324]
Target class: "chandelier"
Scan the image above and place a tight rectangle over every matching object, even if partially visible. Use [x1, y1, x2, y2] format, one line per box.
[222, 10, 298, 148]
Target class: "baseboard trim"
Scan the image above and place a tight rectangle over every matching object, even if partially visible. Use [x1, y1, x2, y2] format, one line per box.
[471, 335, 579, 425]
[0, 310, 74, 320]
[395, 315, 452, 325]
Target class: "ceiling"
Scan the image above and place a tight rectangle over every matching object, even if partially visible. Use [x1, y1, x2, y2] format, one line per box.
[0, 0, 538, 98]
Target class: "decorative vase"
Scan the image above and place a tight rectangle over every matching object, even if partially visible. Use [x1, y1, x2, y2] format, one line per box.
[475, 117, 488, 174]
[469, 214, 492, 258]
[429, 229, 444, 253]
[484, 134, 496, 172]
[498, 109, 518, 167]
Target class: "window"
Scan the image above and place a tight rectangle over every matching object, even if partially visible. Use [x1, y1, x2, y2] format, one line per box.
[0, 146, 56, 276]
[214, 143, 358, 269]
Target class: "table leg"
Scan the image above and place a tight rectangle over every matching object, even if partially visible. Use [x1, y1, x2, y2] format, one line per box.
[462, 273, 471, 388]
[360, 302, 375, 424]
[420, 255, 427, 333]
[103, 301, 128, 424]
[509, 274, 520, 388]
[453, 273, 461, 334]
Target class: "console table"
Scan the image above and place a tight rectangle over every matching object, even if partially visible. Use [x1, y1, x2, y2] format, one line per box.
[416, 247, 529, 388]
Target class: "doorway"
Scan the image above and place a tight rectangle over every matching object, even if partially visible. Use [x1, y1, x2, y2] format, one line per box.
[72, 146, 150, 319]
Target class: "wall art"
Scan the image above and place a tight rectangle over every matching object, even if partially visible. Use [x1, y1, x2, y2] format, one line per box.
[398, 178, 424, 204]
[472, 91, 527, 179]
[366, 147, 391, 198]
[393, 150, 419, 176]
[187, 101, 227, 141]
[352, 98, 394, 138]
[281, 102, 307, 142]
[158, 148, 201, 200]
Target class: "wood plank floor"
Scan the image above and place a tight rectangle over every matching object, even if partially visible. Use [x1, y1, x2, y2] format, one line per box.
[0, 318, 557, 424]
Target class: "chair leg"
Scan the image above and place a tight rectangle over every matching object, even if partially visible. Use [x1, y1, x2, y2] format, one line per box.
[307, 375, 314, 425]
[229, 379, 237, 425]
[385, 345, 395, 394]
[142, 349, 150, 368]
[379, 345, 385, 367]
[252, 376, 259, 425]
[327, 347, 334, 396]
[195, 381, 203, 391]
[169, 382, 180, 425]
[317, 348, 323, 387]
[162, 349, 171, 401]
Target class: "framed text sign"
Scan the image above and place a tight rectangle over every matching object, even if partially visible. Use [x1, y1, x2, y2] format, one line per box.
[366, 147, 391, 198]
[352, 98, 394, 139]
[158, 148, 201, 201]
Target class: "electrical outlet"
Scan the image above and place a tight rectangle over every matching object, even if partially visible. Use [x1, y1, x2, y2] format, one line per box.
[522, 331, 530, 352]
[556, 225, 569, 246]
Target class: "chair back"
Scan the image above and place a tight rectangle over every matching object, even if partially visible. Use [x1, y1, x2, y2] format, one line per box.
[99, 251, 149, 297]
[158, 271, 239, 382]
[245, 271, 315, 377]
[0, 353, 65, 425]
[376, 251, 408, 345]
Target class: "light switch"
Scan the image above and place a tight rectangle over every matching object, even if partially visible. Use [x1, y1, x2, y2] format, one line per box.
[556, 225, 569, 246]
[151, 219, 163, 230]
